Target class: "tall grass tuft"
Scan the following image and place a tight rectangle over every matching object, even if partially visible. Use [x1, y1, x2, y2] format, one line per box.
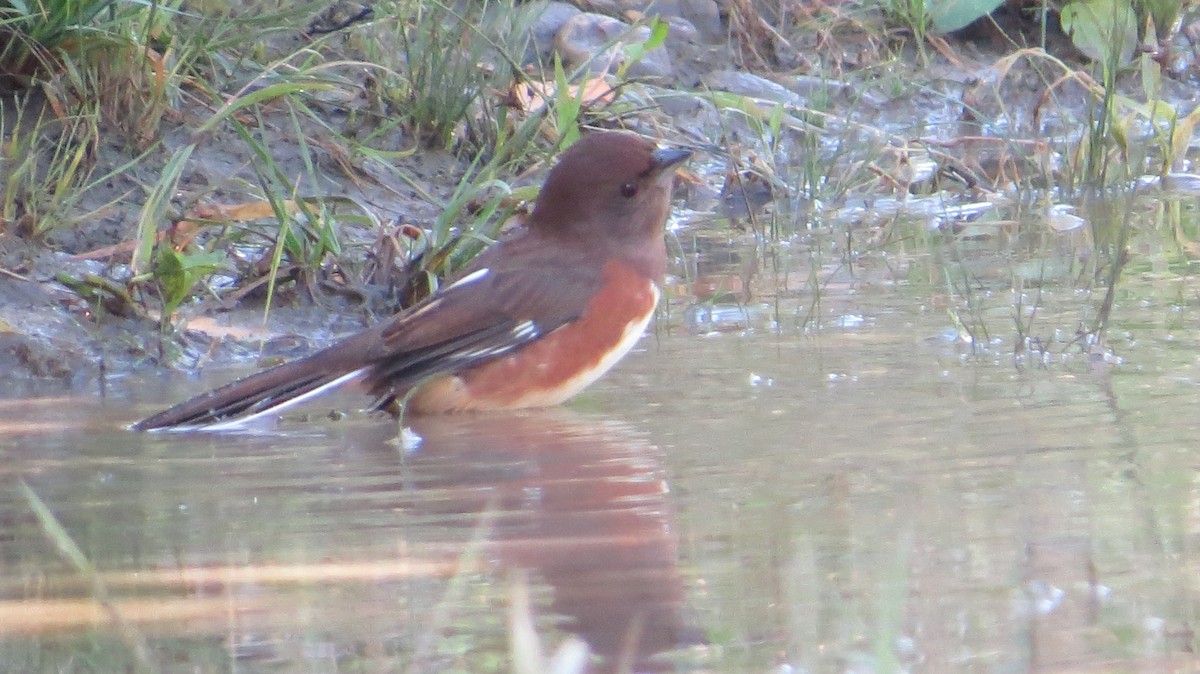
[362, 0, 534, 151]
[0, 0, 187, 149]
[0, 94, 99, 237]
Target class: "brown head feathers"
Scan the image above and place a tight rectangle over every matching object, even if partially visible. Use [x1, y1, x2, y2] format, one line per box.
[529, 131, 691, 240]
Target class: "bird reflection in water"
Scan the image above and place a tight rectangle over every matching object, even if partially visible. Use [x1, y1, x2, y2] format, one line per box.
[344, 409, 698, 672]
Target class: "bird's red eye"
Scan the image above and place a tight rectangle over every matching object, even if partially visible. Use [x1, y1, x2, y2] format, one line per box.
[620, 182, 638, 198]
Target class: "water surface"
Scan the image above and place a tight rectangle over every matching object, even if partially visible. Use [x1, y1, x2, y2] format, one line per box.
[4, 197, 1200, 672]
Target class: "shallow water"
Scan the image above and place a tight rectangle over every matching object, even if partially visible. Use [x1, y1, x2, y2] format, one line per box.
[5, 195, 1200, 672]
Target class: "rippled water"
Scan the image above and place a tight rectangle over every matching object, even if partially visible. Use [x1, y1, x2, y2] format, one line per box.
[5, 193, 1200, 672]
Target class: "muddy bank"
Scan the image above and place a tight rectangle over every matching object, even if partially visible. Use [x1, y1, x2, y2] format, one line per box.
[2, 1, 1198, 382]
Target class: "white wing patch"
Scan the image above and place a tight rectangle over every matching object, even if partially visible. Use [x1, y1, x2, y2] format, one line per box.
[151, 367, 372, 432]
[444, 267, 490, 291]
[448, 320, 540, 362]
[511, 320, 539, 340]
[402, 268, 491, 322]
[404, 268, 490, 322]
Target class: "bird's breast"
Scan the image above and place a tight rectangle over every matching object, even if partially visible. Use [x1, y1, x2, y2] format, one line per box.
[408, 261, 660, 413]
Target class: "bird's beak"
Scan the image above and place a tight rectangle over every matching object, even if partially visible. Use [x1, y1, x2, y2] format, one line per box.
[650, 147, 693, 175]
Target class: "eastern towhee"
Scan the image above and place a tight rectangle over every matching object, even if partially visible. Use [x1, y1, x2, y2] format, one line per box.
[133, 131, 691, 431]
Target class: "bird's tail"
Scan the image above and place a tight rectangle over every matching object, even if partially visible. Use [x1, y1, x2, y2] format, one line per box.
[131, 353, 370, 432]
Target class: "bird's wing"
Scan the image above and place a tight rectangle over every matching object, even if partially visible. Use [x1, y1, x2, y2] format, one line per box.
[360, 242, 604, 397]
[132, 237, 603, 431]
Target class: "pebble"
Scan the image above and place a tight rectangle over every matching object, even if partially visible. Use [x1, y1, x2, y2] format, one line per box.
[525, 0, 582, 65]
[553, 12, 675, 81]
[701, 69, 802, 106]
[618, 0, 723, 42]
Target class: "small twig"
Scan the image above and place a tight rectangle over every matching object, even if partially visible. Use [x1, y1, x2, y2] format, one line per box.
[0, 266, 29, 281]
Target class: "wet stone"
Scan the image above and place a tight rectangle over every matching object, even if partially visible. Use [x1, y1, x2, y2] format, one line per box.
[574, 0, 622, 14]
[662, 14, 699, 45]
[701, 69, 803, 106]
[621, 0, 723, 42]
[554, 12, 675, 81]
[0, 332, 85, 381]
[525, 0, 582, 65]
[652, 89, 721, 135]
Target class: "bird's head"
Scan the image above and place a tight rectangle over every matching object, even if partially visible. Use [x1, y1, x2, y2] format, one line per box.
[530, 131, 691, 243]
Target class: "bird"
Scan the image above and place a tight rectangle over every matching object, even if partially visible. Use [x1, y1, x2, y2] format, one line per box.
[132, 131, 692, 431]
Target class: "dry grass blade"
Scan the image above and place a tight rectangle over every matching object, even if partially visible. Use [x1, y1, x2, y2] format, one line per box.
[18, 480, 156, 672]
[0, 597, 264, 636]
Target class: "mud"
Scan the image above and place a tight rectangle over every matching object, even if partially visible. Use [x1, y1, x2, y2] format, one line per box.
[2, 5, 1199, 381]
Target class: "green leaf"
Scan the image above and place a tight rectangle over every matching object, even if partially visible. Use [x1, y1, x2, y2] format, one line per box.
[194, 80, 336, 137]
[552, 56, 582, 147]
[154, 248, 187, 312]
[618, 17, 669, 78]
[154, 248, 224, 314]
[929, 0, 1004, 33]
[133, 143, 194, 276]
[644, 16, 670, 51]
[1060, 0, 1137, 66]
